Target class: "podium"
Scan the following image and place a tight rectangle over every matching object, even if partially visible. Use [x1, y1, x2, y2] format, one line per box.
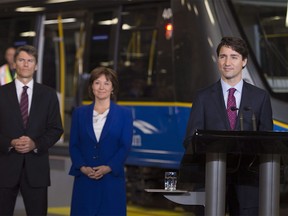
[192, 130, 288, 216]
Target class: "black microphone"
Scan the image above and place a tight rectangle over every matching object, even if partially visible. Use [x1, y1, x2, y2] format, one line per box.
[243, 106, 251, 111]
[243, 106, 257, 172]
[244, 106, 256, 131]
[230, 107, 244, 131]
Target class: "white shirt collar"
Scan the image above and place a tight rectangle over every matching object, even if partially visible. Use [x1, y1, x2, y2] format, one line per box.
[221, 79, 243, 94]
[15, 78, 34, 90]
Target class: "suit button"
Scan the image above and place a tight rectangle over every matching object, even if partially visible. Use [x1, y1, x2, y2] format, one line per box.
[93, 156, 99, 160]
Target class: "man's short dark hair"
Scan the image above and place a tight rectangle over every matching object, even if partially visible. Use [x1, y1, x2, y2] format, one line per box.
[14, 45, 38, 63]
[216, 37, 248, 60]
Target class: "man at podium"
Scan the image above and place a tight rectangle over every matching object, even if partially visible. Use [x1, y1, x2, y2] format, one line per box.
[183, 37, 273, 215]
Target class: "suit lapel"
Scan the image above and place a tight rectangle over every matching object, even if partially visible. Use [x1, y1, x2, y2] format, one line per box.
[99, 101, 115, 142]
[211, 81, 231, 130]
[239, 81, 252, 110]
[85, 103, 97, 143]
[27, 83, 40, 129]
[86, 101, 115, 143]
[7, 82, 24, 128]
[236, 81, 253, 130]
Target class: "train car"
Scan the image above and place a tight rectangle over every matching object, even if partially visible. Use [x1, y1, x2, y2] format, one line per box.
[0, 0, 288, 204]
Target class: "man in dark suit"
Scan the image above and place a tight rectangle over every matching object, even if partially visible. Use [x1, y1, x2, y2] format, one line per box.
[0, 45, 63, 215]
[183, 37, 273, 215]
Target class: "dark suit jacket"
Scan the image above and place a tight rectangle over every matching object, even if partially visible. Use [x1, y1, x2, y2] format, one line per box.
[180, 80, 273, 185]
[0, 81, 63, 187]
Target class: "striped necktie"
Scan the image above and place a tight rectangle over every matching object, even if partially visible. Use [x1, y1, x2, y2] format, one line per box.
[20, 86, 29, 128]
[227, 88, 237, 130]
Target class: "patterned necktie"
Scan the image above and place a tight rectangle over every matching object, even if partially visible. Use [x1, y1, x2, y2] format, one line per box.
[20, 86, 29, 128]
[227, 88, 237, 130]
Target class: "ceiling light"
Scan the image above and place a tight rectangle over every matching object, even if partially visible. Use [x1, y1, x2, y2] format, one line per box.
[44, 18, 76, 25]
[20, 31, 36, 37]
[98, 18, 118, 25]
[46, 0, 77, 3]
[16, 6, 45, 12]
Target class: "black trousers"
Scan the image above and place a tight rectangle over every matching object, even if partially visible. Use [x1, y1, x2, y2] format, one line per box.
[227, 184, 259, 216]
[0, 166, 48, 216]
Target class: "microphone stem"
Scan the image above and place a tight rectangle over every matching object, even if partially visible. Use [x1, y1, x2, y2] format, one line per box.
[252, 113, 256, 131]
[240, 112, 243, 131]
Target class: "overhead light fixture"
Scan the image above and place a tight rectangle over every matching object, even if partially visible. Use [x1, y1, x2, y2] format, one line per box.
[207, 37, 214, 48]
[46, 0, 77, 3]
[44, 18, 76, 25]
[98, 18, 118, 25]
[286, 1, 288, 27]
[204, 0, 215, 25]
[20, 31, 36, 37]
[162, 8, 173, 20]
[187, 3, 192, 11]
[193, 4, 199, 16]
[122, 24, 134, 30]
[16, 6, 45, 12]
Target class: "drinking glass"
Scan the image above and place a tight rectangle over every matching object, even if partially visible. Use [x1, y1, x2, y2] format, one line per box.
[164, 171, 177, 191]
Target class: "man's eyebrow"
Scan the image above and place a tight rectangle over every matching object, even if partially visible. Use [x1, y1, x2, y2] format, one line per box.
[218, 53, 240, 57]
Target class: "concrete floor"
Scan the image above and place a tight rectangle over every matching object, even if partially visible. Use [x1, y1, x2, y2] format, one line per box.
[13, 156, 288, 216]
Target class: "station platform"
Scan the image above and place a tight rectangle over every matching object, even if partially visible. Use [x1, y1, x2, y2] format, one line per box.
[13, 156, 194, 216]
[13, 155, 288, 216]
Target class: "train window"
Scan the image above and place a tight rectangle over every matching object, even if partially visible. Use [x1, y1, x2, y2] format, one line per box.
[43, 11, 86, 141]
[117, 4, 174, 101]
[0, 16, 35, 65]
[231, 0, 288, 96]
[42, 22, 58, 90]
[88, 11, 117, 71]
[43, 12, 85, 96]
[172, 0, 220, 102]
[77, 10, 118, 102]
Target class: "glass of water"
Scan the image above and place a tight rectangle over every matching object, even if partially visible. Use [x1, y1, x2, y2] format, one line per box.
[164, 171, 177, 191]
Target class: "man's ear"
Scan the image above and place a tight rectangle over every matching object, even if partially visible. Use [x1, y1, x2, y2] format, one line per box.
[242, 58, 247, 68]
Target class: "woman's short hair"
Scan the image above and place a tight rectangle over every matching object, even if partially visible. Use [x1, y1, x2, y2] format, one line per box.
[88, 67, 119, 101]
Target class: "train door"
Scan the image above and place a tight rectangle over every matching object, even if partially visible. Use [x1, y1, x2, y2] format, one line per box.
[41, 11, 87, 141]
[0, 16, 36, 72]
[116, 2, 186, 205]
[116, 3, 185, 169]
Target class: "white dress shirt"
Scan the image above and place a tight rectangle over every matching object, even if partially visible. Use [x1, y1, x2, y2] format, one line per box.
[221, 79, 243, 110]
[15, 78, 33, 114]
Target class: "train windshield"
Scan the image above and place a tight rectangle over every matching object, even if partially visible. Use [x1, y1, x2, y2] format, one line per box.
[231, 0, 288, 97]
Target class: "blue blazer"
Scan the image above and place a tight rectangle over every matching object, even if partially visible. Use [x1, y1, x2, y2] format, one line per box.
[69, 101, 133, 216]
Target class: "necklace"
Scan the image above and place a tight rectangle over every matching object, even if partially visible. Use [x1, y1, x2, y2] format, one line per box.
[94, 106, 110, 114]
[93, 109, 109, 124]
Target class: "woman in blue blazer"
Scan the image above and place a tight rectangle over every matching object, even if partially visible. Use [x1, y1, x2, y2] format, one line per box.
[69, 67, 133, 216]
